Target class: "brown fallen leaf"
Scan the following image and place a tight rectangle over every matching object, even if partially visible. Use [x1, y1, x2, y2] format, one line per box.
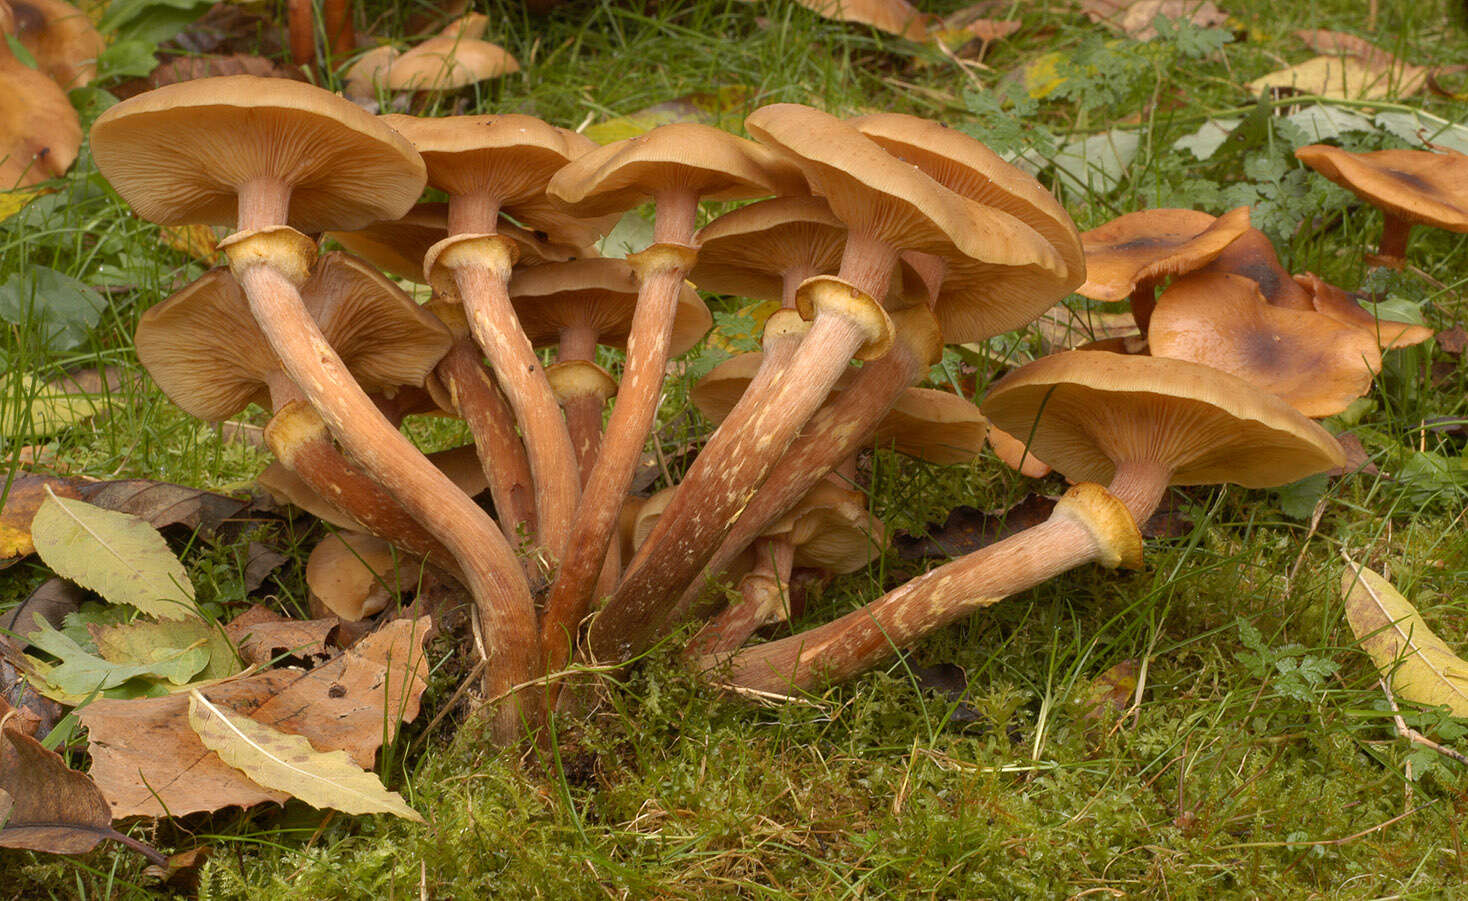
[1079, 658, 1140, 723]
[1082, 0, 1228, 41]
[0, 474, 83, 559]
[1, 699, 165, 864]
[222, 605, 334, 667]
[1326, 431, 1378, 478]
[77, 479, 247, 534]
[112, 54, 305, 100]
[242, 542, 288, 594]
[143, 845, 212, 892]
[80, 617, 432, 818]
[1436, 324, 1466, 355]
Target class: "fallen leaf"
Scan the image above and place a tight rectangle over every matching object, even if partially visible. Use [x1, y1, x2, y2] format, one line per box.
[1033, 304, 1138, 351]
[80, 617, 432, 817]
[1325, 431, 1377, 477]
[2, 577, 87, 635]
[158, 224, 222, 263]
[1082, 0, 1228, 40]
[927, 18, 1019, 55]
[895, 494, 1057, 560]
[584, 86, 754, 144]
[242, 542, 288, 593]
[0, 189, 42, 223]
[223, 606, 333, 667]
[24, 615, 209, 696]
[793, 0, 929, 40]
[1079, 659, 1139, 723]
[187, 691, 422, 821]
[909, 661, 983, 723]
[77, 479, 246, 534]
[31, 492, 199, 620]
[1342, 558, 1468, 716]
[143, 845, 212, 892]
[114, 52, 301, 98]
[1294, 30, 1401, 69]
[0, 373, 119, 439]
[0, 475, 83, 559]
[0, 699, 165, 864]
[1436, 324, 1466, 355]
[1250, 54, 1427, 102]
[89, 618, 239, 683]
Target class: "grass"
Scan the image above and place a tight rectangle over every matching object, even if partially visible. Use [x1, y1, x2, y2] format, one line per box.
[4, 0, 1468, 895]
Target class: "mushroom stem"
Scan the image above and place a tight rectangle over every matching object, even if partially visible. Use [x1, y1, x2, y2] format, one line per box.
[1129, 280, 1158, 334]
[713, 481, 1148, 695]
[448, 192, 500, 235]
[1103, 459, 1171, 525]
[1377, 214, 1412, 267]
[685, 537, 796, 657]
[323, 0, 354, 66]
[436, 339, 537, 548]
[286, 0, 314, 67]
[237, 178, 293, 233]
[555, 325, 611, 482]
[237, 261, 543, 741]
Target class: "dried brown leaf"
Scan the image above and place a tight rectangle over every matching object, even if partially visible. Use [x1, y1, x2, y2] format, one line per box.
[794, 0, 930, 40]
[223, 605, 334, 667]
[1, 475, 83, 559]
[77, 479, 246, 534]
[1082, 0, 1228, 40]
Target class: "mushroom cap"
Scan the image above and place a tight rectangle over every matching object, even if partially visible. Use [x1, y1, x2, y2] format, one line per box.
[986, 424, 1053, 478]
[136, 253, 451, 420]
[689, 196, 848, 301]
[1195, 227, 1313, 310]
[328, 202, 592, 283]
[1078, 206, 1251, 301]
[980, 350, 1345, 489]
[380, 36, 519, 92]
[692, 353, 985, 464]
[0, 52, 81, 188]
[1294, 144, 1468, 232]
[7, 0, 105, 89]
[785, 481, 887, 574]
[1148, 272, 1381, 418]
[89, 75, 427, 232]
[849, 111, 1085, 285]
[305, 531, 410, 621]
[508, 258, 710, 356]
[378, 113, 594, 202]
[1293, 272, 1434, 351]
[546, 122, 777, 218]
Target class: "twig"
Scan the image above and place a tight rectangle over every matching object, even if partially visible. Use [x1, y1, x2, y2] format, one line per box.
[1221, 802, 1431, 849]
[1378, 677, 1468, 766]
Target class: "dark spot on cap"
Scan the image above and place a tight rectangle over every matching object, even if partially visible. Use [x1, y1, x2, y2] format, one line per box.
[1385, 168, 1435, 193]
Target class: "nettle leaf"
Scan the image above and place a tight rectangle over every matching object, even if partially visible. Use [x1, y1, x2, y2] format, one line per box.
[31, 492, 199, 621]
[187, 692, 424, 822]
[0, 267, 106, 355]
[24, 616, 209, 696]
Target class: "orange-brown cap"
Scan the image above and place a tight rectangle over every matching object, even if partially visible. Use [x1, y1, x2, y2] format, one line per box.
[1294, 145, 1468, 233]
[380, 113, 593, 203]
[90, 76, 426, 232]
[1293, 272, 1435, 350]
[509, 258, 710, 355]
[0, 50, 80, 187]
[6, 0, 104, 88]
[1195, 227, 1313, 310]
[1148, 272, 1381, 418]
[379, 36, 519, 92]
[1079, 207, 1251, 301]
[981, 350, 1345, 489]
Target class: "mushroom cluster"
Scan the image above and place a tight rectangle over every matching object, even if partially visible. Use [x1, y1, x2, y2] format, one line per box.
[98, 76, 1350, 741]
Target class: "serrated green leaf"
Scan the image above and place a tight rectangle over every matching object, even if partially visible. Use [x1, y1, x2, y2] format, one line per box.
[1342, 558, 1468, 716]
[24, 615, 208, 696]
[187, 692, 423, 822]
[30, 492, 198, 620]
[90, 619, 239, 683]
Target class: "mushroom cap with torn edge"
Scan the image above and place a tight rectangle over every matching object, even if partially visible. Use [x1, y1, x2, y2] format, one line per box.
[1078, 206, 1251, 302]
[980, 350, 1345, 489]
[89, 75, 427, 232]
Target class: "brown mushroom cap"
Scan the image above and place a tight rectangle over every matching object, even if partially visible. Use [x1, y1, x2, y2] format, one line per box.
[379, 113, 593, 203]
[7, 0, 104, 89]
[1148, 272, 1381, 418]
[1079, 207, 1251, 301]
[545, 122, 778, 219]
[1293, 272, 1434, 350]
[980, 350, 1345, 489]
[328, 202, 592, 283]
[136, 253, 451, 420]
[1294, 145, 1468, 233]
[508, 258, 711, 355]
[0, 50, 81, 187]
[689, 196, 848, 302]
[1195, 227, 1313, 310]
[89, 75, 427, 232]
[380, 36, 519, 92]
[784, 481, 887, 574]
[986, 424, 1053, 478]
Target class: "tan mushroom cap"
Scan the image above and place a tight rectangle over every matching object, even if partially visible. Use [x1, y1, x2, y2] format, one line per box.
[1196, 227, 1313, 310]
[509, 258, 711, 356]
[1294, 145, 1468, 232]
[546, 122, 777, 218]
[89, 75, 427, 232]
[1148, 272, 1381, 418]
[692, 354, 985, 464]
[136, 253, 451, 420]
[379, 113, 594, 202]
[783, 481, 887, 574]
[0, 51, 81, 187]
[689, 196, 848, 301]
[1293, 272, 1434, 351]
[380, 36, 519, 92]
[986, 424, 1053, 478]
[328, 202, 592, 283]
[980, 350, 1345, 489]
[1079, 207, 1251, 301]
[849, 111, 1085, 285]
[745, 103, 1063, 273]
[7, 0, 105, 88]
[306, 531, 414, 621]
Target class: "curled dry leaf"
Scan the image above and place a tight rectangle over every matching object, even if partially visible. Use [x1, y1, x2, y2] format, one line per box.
[1082, 0, 1228, 40]
[80, 617, 432, 818]
[1342, 557, 1468, 716]
[187, 691, 422, 821]
[1250, 34, 1428, 101]
[77, 479, 247, 534]
[223, 604, 333, 667]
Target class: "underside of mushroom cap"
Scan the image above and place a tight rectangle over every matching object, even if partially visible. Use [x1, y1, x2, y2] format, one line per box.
[869, 388, 987, 465]
[980, 350, 1345, 489]
[509, 258, 710, 354]
[89, 75, 427, 232]
[1079, 206, 1251, 301]
[1148, 272, 1380, 418]
[379, 113, 594, 201]
[690, 196, 848, 301]
[1294, 144, 1468, 231]
[546, 122, 778, 218]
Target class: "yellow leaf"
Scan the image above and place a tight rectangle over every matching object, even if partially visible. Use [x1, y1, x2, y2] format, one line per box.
[1249, 55, 1427, 101]
[1022, 52, 1067, 99]
[1341, 557, 1468, 716]
[0, 190, 41, 223]
[584, 87, 753, 144]
[705, 300, 781, 353]
[158, 225, 222, 263]
[187, 691, 424, 822]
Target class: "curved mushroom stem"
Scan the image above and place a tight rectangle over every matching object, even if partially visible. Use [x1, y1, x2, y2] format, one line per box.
[557, 324, 607, 484]
[589, 232, 901, 663]
[713, 478, 1156, 696]
[435, 339, 537, 551]
[286, 0, 315, 68]
[685, 537, 796, 658]
[235, 257, 543, 742]
[539, 190, 701, 682]
[322, 0, 355, 67]
[1376, 214, 1412, 268]
[1129, 279, 1159, 334]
